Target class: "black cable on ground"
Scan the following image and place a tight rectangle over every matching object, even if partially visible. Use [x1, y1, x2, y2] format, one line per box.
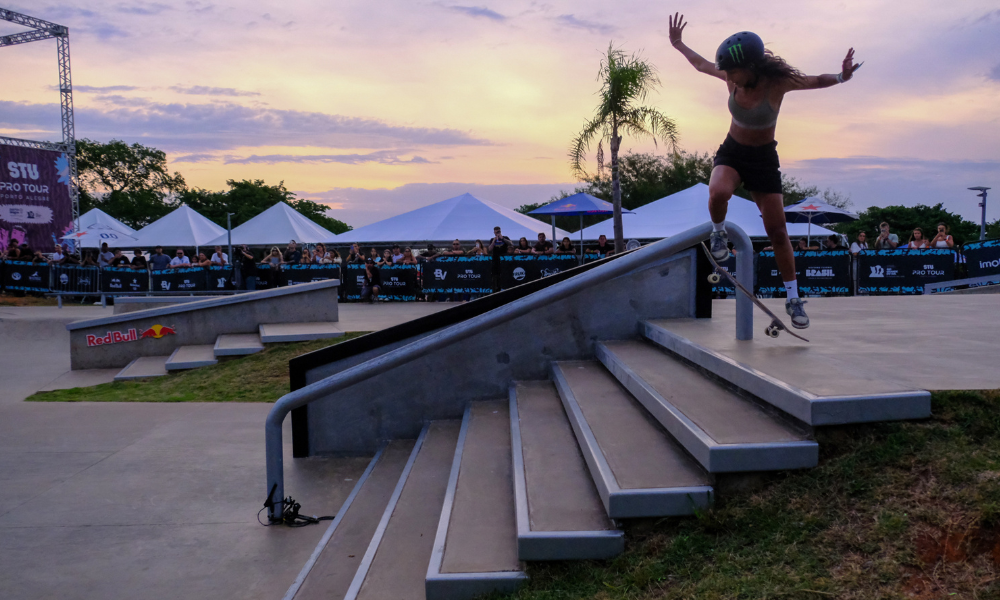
[258, 484, 336, 527]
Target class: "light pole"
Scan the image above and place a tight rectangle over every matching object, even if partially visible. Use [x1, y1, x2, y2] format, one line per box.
[968, 187, 990, 240]
[226, 212, 234, 267]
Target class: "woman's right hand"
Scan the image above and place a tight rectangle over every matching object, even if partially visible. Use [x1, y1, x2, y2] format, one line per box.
[668, 12, 686, 46]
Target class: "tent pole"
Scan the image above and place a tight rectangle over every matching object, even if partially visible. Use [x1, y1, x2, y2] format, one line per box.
[807, 213, 812, 246]
[579, 215, 584, 265]
[551, 216, 556, 245]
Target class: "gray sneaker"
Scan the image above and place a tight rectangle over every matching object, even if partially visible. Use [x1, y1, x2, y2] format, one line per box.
[708, 230, 730, 261]
[785, 298, 810, 329]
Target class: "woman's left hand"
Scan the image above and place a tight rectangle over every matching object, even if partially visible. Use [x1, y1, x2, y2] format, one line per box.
[841, 48, 862, 81]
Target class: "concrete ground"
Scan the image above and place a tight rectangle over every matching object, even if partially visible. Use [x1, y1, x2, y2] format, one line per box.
[0, 301, 454, 600]
[659, 295, 1000, 395]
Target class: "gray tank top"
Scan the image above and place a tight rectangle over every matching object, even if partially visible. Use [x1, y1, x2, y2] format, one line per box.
[729, 88, 779, 130]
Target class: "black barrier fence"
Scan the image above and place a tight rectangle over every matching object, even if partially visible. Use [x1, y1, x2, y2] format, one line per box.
[2, 260, 49, 292]
[100, 266, 149, 294]
[857, 249, 956, 295]
[150, 267, 207, 292]
[963, 239, 1000, 280]
[711, 254, 738, 296]
[757, 250, 853, 296]
[499, 255, 579, 290]
[342, 263, 420, 301]
[282, 264, 342, 287]
[423, 257, 492, 294]
[51, 264, 100, 295]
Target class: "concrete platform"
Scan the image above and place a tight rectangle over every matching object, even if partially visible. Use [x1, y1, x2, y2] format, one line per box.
[165, 345, 218, 371]
[113, 296, 226, 315]
[37, 368, 119, 392]
[214, 334, 264, 357]
[259, 322, 344, 343]
[114, 356, 169, 380]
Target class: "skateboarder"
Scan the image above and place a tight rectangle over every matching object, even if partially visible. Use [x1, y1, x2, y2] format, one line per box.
[668, 13, 861, 329]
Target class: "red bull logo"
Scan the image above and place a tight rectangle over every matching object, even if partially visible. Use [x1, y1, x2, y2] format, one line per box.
[86, 324, 176, 347]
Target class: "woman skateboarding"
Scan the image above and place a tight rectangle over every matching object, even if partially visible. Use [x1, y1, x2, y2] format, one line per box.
[668, 13, 861, 329]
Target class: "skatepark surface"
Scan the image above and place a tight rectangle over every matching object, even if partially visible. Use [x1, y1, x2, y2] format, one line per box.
[1, 295, 999, 599]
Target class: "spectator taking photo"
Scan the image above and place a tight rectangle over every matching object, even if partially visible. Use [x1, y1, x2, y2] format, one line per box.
[874, 222, 899, 249]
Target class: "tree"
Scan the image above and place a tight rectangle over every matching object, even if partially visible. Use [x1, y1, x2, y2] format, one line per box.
[76, 139, 186, 228]
[570, 44, 679, 253]
[833, 203, 979, 246]
[780, 175, 853, 209]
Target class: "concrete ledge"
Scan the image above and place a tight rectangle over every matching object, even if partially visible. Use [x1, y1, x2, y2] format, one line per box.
[165, 345, 218, 371]
[641, 320, 932, 426]
[67, 279, 337, 370]
[113, 296, 227, 315]
[115, 356, 169, 380]
[214, 334, 263, 357]
[259, 322, 343, 343]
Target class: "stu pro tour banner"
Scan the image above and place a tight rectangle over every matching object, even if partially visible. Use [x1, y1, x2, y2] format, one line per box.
[0, 146, 74, 252]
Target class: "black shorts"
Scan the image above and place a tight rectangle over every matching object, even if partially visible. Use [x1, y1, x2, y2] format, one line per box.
[713, 134, 783, 194]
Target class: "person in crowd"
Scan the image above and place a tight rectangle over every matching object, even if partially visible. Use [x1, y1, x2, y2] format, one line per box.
[488, 226, 512, 293]
[361, 257, 381, 302]
[378, 248, 394, 266]
[532, 232, 554, 255]
[795, 238, 819, 251]
[907, 227, 929, 249]
[930, 222, 954, 248]
[849, 231, 868, 255]
[874, 221, 899, 249]
[18, 242, 34, 261]
[49, 244, 66, 264]
[98, 242, 114, 268]
[192, 252, 212, 267]
[237, 246, 258, 291]
[211, 245, 228, 266]
[55, 244, 81, 265]
[80, 250, 99, 267]
[31, 249, 47, 264]
[587, 234, 615, 257]
[513, 237, 532, 255]
[299, 248, 313, 264]
[443, 239, 466, 256]
[328, 248, 342, 264]
[368, 248, 380, 263]
[311, 243, 328, 263]
[391, 244, 405, 263]
[468, 239, 488, 256]
[169, 248, 191, 269]
[822, 235, 844, 251]
[149, 246, 171, 271]
[261, 247, 283, 288]
[130, 248, 147, 270]
[555, 237, 577, 255]
[401, 247, 419, 265]
[3, 239, 18, 259]
[109, 249, 130, 267]
[346, 243, 363, 264]
[283, 240, 302, 264]
[422, 243, 440, 261]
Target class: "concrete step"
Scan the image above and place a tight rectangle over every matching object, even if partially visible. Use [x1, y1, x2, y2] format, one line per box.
[114, 356, 169, 381]
[642, 319, 932, 426]
[510, 382, 623, 561]
[213, 333, 263, 357]
[426, 401, 527, 599]
[346, 420, 461, 600]
[597, 340, 818, 473]
[291, 440, 416, 600]
[165, 345, 218, 371]
[551, 361, 713, 519]
[259, 322, 344, 343]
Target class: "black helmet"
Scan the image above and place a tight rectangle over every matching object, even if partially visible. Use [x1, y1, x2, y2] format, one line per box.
[715, 32, 765, 70]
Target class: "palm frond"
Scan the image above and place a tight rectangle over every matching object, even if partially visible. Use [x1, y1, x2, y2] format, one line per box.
[569, 115, 606, 179]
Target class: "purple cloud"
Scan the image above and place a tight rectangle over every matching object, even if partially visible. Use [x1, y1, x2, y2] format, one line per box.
[114, 3, 173, 16]
[554, 14, 615, 35]
[989, 63, 1000, 82]
[446, 5, 507, 21]
[223, 152, 435, 165]
[170, 85, 261, 97]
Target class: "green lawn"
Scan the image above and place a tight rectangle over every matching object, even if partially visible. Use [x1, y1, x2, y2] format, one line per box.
[500, 390, 1000, 600]
[28, 333, 366, 403]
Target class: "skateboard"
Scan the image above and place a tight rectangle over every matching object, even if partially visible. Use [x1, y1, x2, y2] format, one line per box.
[700, 242, 809, 342]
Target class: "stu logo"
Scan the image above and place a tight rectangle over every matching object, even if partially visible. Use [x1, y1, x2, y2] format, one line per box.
[869, 265, 884, 278]
[7, 162, 40, 180]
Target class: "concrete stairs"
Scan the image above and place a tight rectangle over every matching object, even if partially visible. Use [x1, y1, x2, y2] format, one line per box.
[113, 322, 343, 379]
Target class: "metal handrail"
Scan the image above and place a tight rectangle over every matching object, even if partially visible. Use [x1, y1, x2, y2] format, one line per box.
[264, 221, 753, 518]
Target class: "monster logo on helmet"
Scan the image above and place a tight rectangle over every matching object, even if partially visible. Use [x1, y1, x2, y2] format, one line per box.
[715, 31, 765, 71]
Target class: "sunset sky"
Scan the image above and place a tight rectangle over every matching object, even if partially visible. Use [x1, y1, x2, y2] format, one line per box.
[1, 0, 997, 228]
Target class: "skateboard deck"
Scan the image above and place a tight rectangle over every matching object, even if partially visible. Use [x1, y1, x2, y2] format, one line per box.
[700, 242, 809, 342]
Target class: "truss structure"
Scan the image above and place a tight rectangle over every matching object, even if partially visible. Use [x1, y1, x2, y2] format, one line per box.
[0, 7, 80, 245]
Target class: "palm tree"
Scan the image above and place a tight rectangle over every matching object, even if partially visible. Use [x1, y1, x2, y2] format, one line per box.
[570, 44, 679, 253]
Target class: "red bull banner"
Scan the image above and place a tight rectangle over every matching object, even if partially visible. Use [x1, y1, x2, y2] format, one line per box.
[86, 324, 176, 347]
[0, 145, 75, 252]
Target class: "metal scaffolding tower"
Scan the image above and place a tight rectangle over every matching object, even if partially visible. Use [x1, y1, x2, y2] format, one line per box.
[0, 7, 80, 246]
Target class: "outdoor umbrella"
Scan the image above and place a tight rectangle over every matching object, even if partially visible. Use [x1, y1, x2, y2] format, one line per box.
[784, 198, 858, 245]
[528, 193, 632, 263]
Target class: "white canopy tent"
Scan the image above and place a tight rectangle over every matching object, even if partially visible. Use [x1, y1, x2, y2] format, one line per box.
[327, 192, 572, 244]
[206, 202, 334, 247]
[60, 208, 138, 248]
[578, 183, 837, 240]
[131, 205, 227, 250]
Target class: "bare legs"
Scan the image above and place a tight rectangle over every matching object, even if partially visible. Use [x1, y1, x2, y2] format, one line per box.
[707, 165, 797, 283]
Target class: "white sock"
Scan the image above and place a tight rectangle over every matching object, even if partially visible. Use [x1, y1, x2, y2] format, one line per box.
[712, 221, 726, 232]
[784, 280, 799, 300]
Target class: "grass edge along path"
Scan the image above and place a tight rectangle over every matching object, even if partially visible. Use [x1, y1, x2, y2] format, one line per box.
[492, 390, 1000, 600]
[27, 333, 367, 403]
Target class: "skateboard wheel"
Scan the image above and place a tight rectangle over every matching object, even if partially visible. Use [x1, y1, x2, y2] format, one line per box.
[708, 273, 721, 284]
[765, 326, 780, 338]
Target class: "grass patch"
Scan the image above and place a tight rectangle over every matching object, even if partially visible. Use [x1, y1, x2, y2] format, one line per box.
[0, 293, 60, 307]
[500, 390, 1000, 600]
[28, 333, 367, 403]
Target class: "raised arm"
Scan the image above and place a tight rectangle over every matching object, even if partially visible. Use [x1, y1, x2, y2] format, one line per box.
[785, 48, 862, 91]
[669, 13, 726, 81]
